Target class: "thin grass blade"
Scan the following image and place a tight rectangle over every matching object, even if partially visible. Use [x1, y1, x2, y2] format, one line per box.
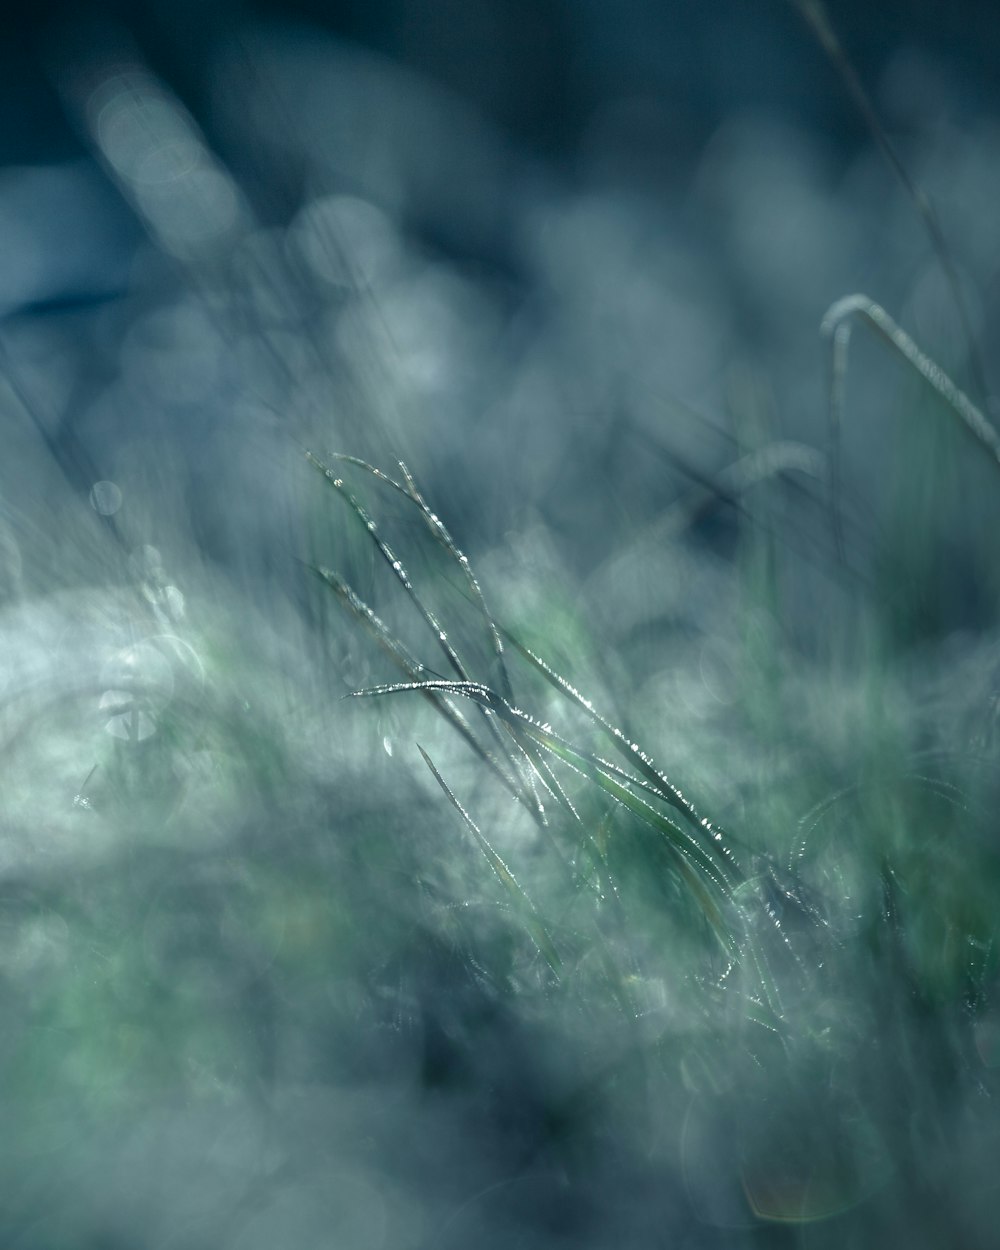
[308, 450, 523, 780]
[310, 565, 524, 801]
[417, 745, 562, 975]
[326, 452, 513, 700]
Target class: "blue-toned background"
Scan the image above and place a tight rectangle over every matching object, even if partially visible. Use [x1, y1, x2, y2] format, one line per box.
[1, 4, 1000, 1248]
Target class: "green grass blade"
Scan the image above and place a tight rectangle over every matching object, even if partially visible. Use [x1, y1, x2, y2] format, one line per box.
[353, 678, 741, 951]
[307, 451, 473, 682]
[789, 0, 989, 404]
[310, 565, 524, 801]
[308, 450, 525, 785]
[821, 296, 1000, 472]
[327, 452, 513, 701]
[498, 631, 742, 862]
[821, 295, 1000, 560]
[417, 745, 562, 975]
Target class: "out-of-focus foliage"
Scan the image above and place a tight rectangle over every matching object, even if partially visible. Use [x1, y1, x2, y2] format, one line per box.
[1, 6, 1000, 1248]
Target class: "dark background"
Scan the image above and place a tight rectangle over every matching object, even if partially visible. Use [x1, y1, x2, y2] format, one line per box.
[4, 0, 1000, 168]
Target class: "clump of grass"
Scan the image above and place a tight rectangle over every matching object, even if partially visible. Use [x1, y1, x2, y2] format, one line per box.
[307, 450, 745, 945]
[4, 7, 999, 1244]
[308, 297, 1000, 1236]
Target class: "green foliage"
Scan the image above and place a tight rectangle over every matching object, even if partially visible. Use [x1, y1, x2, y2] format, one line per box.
[306, 306, 1000, 1237]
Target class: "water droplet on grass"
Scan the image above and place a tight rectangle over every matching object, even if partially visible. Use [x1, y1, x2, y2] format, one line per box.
[89, 480, 122, 516]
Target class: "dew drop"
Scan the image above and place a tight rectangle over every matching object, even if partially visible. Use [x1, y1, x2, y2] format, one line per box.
[90, 480, 123, 516]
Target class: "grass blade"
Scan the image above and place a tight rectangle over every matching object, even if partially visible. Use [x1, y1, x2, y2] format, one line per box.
[328, 452, 513, 700]
[308, 450, 524, 785]
[417, 745, 562, 975]
[789, 0, 989, 404]
[498, 632, 744, 860]
[354, 678, 742, 951]
[310, 564, 523, 801]
[821, 294, 1000, 556]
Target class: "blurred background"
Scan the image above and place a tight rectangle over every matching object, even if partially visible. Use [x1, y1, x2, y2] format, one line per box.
[3, 0, 1000, 590]
[2, 2, 1000, 1248]
[5, 0, 1000, 162]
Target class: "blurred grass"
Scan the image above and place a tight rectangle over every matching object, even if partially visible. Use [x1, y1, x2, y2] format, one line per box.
[2, 13, 1000, 1246]
[5, 355, 1000, 1243]
[302, 343, 1000, 1238]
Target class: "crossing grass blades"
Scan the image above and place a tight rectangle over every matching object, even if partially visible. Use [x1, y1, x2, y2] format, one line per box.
[305, 294, 1000, 1237]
